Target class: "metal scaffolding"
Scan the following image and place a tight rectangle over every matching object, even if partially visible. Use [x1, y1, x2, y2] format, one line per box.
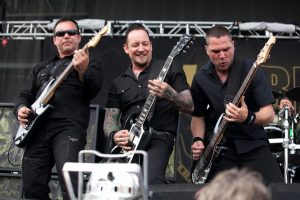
[0, 20, 299, 40]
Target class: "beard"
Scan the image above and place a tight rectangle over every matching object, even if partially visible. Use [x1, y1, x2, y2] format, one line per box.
[135, 61, 148, 68]
[132, 55, 151, 68]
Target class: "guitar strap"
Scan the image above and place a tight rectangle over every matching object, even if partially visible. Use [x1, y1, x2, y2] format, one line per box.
[36, 58, 71, 98]
[218, 58, 245, 144]
[50, 58, 72, 79]
[224, 58, 244, 106]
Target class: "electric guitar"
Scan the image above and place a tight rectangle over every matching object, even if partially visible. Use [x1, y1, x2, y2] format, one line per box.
[14, 24, 109, 148]
[111, 34, 193, 163]
[191, 36, 276, 184]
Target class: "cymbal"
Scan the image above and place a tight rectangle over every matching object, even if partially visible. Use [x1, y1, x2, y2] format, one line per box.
[272, 91, 284, 99]
[286, 87, 300, 102]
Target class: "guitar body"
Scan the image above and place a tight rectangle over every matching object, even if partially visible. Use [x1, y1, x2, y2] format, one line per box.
[191, 145, 223, 184]
[111, 114, 152, 163]
[14, 104, 53, 148]
[14, 80, 55, 148]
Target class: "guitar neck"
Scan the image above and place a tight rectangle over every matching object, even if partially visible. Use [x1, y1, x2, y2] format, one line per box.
[135, 56, 174, 128]
[41, 44, 89, 104]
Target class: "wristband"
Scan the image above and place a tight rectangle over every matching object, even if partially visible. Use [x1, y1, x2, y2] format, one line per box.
[243, 111, 256, 125]
[109, 131, 118, 143]
[192, 137, 204, 144]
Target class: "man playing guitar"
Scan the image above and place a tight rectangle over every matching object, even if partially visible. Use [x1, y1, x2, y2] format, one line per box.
[103, 23, 193, 184]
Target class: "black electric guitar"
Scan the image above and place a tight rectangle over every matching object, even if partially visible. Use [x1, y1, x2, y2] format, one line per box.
[191, 36, 276, 184]
[111, 34, 193, 163]
[13, 25, 109, 148]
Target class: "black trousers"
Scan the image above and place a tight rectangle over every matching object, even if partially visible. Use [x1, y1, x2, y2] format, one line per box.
[207, 145, 284, 184]
[146, 129, 175, 184]
[22, 120, 86, 200]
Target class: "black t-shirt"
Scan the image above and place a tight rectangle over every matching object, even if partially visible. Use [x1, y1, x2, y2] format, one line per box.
[106, 60, 190, 133]
[191, 57, 275, 153]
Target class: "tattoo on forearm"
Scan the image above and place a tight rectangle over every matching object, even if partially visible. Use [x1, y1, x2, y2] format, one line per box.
[172, 89, 194, 114]
[103, 108, 121, 137]
[164, 85, 176, 100]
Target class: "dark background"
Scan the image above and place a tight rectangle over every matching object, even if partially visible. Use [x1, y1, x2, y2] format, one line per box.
[3, 0, 300, 23]
[1, 0, 300, 107]
[1, 0, 300, 190]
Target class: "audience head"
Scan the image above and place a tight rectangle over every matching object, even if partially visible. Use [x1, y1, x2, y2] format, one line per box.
[194, 168, 271, 200]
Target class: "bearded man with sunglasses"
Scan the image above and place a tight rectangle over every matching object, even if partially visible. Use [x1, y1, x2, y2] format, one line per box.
[14, 18, 103, 200]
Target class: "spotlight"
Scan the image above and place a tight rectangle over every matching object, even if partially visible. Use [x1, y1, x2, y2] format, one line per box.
[2, 37, 8, 47]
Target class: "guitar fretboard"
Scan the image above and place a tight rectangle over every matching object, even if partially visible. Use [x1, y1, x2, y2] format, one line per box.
[135, 56, 174, 129]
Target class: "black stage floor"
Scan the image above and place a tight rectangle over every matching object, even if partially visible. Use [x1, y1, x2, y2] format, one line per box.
[1, 172, 300, 200]
[149, 183, 300, 200]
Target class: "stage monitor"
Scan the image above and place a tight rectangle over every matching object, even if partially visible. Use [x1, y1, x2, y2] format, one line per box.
[0, 103, 101, 173]
[0, 103, 21, 172]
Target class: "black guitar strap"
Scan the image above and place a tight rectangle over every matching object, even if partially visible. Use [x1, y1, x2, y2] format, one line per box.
[219, 58, 245, 143]
[50, 58, 72, 79]
[36, 58, 71, 99]
[224, 58, 244, 106]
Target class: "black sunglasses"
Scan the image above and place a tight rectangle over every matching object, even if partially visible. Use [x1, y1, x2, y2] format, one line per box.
[54, 29, 80, 37]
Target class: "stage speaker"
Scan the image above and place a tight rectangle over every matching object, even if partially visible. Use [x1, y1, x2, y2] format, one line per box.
[0, 103, 22, 172]
[270, 183, 300, 200]
[149, 184, 200, 200]
[0, 103, 104, 198]
[0, 103, 103, 173]
[174, 112, 193, 183]
[164, 112, 193, 183]
[0, 172, 62, 200]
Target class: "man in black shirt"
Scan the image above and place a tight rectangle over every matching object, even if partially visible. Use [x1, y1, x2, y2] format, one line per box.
[190, 26, 283, 183]
[103, 23, 194, 184]
[14, 18, 103, 199]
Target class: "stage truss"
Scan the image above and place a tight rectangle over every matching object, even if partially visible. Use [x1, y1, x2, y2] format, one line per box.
[0, 20, 299, 40]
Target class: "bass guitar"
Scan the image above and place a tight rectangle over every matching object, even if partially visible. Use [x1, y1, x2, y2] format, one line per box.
[191, 36, 276, 184]
[14, 24, 109, 148]
[111, 34, 193, 163]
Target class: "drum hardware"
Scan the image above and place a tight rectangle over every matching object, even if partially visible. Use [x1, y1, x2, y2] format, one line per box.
[278, 163, 298, 183]
[281, 106, 300, 183]
[285, 86, 300, 102]
[273, 87, 300, 102]
[272, 90, 284, 99]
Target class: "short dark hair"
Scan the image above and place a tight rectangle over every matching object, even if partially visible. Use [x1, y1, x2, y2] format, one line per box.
[53, 18, 80, 34]
[205, 25, 232, 44]
[125, 23, 149, 43]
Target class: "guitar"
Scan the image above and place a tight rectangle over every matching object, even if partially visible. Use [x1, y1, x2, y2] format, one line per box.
[191, 36, 276, 184]
[111, 34, 193, 163]
[13, 25, 109, 148]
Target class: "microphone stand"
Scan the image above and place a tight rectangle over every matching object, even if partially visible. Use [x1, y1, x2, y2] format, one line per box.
[282, 106, 289, 183]
[282, 106, 300, 183]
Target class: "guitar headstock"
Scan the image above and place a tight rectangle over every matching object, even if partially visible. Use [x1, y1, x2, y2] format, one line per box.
[86, 24, 109, 48]
[256, 36, 276, 66]
[170, 34, 193, 58]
